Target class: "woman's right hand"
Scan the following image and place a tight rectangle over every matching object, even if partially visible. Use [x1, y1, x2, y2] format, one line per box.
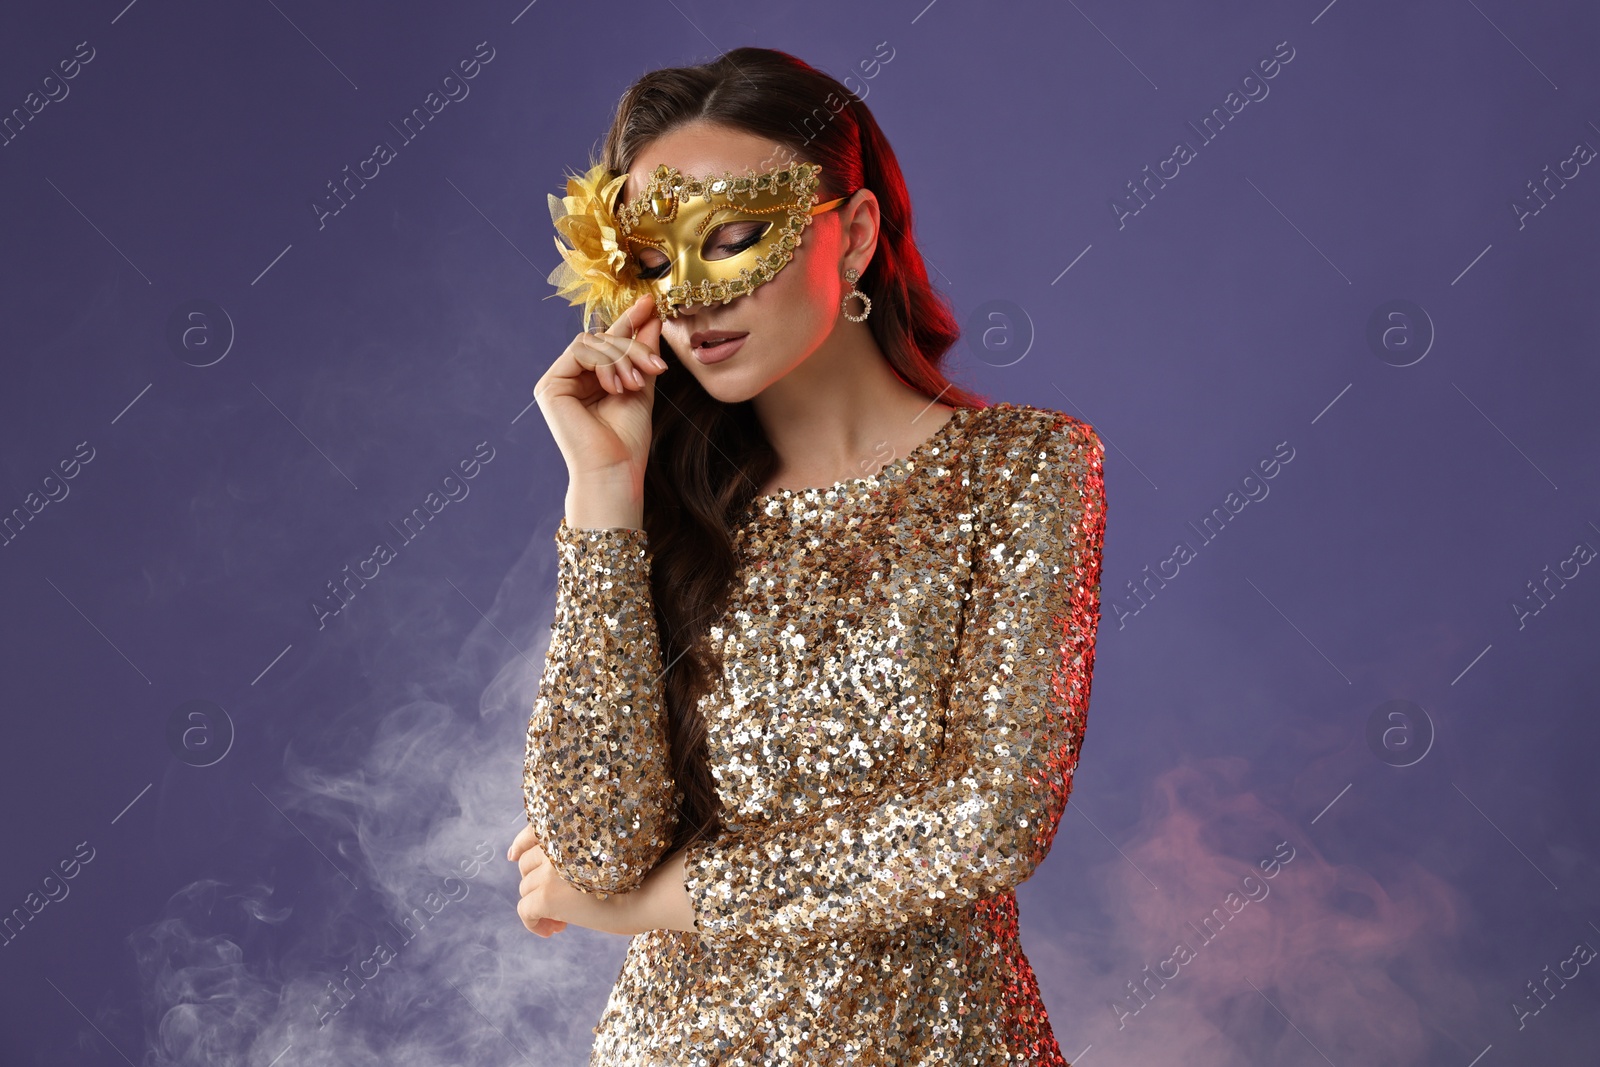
[533, 292, 670, 486]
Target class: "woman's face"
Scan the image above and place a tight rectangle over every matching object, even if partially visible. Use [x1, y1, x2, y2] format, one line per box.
[621, 120, 873, 404]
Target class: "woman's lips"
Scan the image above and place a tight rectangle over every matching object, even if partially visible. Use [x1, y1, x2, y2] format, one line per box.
[692, 333, 747, 365]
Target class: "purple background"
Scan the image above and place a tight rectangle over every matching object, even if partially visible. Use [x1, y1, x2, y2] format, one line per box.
[3, 1, 1598, 1064]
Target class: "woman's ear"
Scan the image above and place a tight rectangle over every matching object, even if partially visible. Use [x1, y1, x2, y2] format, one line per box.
[842, 188, 880, 271]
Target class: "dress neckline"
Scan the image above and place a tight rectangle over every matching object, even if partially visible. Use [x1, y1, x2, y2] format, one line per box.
[744, 403, 977, 510]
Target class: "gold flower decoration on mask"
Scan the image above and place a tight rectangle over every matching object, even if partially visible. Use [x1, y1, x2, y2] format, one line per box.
[546, 162, 646, 330]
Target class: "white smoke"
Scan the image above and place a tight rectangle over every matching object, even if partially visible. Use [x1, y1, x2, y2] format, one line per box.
[122, 513, 622, 1066]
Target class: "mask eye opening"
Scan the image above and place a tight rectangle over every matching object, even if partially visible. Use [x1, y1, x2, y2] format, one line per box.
[700, 220, 772, 261]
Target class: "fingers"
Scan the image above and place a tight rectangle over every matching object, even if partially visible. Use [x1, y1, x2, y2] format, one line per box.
[536, 292, 666, 407]
[518, 842, 548, 876]
[532, 917, 567, 938]
[603, 291, 662, 342]
[588, 293, 664, 394]
[515, 861, 569, 937]
[577, 330, 669, 395]
[512, 833, 565, 937]
[518, 891, 563, 936]
[507, 823, 539, 862]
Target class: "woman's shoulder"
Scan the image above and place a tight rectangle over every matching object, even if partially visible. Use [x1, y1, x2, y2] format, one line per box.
[965, 401, 1104, 461]
[959, 402, 1106, 537]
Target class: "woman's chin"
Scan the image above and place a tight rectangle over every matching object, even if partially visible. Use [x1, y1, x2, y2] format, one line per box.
[702, 380, 764, 405]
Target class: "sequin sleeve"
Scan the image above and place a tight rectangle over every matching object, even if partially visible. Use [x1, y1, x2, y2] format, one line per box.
[681, 414, 1106, 948]
[522, 518, 679, 895]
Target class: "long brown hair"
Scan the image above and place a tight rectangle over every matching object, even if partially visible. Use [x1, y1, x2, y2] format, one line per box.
[595, 47, 985, 851]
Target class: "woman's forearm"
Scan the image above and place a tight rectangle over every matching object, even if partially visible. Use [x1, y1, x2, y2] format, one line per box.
[525, 518, 678, 894]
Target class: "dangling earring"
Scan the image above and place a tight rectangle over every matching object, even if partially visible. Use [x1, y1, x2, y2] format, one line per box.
[841, 266, 872, 322]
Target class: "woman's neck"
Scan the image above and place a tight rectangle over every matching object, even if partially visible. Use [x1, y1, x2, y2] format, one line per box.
[749, 313, 956, 490]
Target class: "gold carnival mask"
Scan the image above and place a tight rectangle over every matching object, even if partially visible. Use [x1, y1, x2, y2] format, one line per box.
[547, 159, 847, 328]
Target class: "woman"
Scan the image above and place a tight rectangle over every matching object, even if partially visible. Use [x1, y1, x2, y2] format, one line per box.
[508, 46, 1107, 1065]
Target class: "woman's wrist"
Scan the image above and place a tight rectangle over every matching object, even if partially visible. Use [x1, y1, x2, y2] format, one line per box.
[628, 847, 698, 935]
[565, 467, 644, 530]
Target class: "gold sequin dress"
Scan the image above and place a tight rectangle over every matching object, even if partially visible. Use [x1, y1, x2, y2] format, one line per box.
[524, 401, 1107, 1065]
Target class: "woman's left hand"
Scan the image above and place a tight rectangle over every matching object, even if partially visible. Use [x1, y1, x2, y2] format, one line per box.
[510, 824, 645, 938]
